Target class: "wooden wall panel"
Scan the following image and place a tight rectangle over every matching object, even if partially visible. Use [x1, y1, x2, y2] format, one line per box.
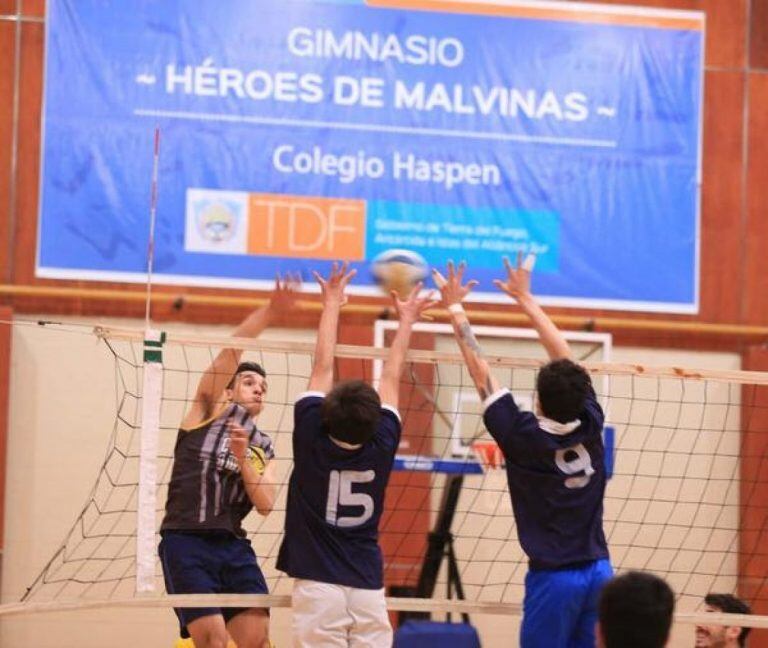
[701, 0, 747, 68]
[744, 74, 768, 325]
[10, 19, 42, 285]
[752, 0, 768, 69]
[0, 22, 14, 282]
[21, 0, 44, 18]
[698, 71, 745, 322]
[0, 2, 15, 15]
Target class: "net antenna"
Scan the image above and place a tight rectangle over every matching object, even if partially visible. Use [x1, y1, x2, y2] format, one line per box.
[144, 127, 160, 329]
[136, 127, 165, 594]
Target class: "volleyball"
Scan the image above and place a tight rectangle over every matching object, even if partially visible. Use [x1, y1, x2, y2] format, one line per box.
[370, 249, 429, 299]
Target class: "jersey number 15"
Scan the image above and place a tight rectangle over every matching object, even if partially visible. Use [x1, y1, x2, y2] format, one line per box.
[326, 470, 375, 528]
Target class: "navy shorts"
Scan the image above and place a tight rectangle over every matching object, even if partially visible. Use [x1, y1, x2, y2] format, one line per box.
[159, 530, 269, 638]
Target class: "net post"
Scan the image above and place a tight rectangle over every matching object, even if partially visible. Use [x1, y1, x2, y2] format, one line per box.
[136, 329, 165, 593]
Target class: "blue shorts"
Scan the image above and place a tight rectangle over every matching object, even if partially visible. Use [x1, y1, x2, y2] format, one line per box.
[521, 558, 613, 648]
[159, 530, 269, 638]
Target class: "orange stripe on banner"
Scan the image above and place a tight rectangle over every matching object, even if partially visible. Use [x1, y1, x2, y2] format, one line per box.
[366, 0, 704, 31]
[248, 193, 367, 261]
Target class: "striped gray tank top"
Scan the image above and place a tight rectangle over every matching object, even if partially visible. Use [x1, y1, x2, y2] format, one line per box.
[161, 403, 275, 537]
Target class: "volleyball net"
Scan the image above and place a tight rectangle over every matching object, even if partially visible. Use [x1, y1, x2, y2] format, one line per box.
[5, 323, 768, 630]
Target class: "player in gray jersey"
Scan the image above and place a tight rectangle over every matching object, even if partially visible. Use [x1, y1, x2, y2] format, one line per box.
[159, 276, 299, 648]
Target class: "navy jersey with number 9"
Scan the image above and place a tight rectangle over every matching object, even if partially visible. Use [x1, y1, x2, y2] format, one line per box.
[483, 384, 609, 570]
[276, 392, 402, 589]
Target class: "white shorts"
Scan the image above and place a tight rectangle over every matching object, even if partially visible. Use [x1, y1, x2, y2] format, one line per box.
[292, 579, 392, 647]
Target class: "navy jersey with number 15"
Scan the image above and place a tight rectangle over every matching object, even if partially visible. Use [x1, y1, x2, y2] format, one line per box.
[276, 392, 402, 589]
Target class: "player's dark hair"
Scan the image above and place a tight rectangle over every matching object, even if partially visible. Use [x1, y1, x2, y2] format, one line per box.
[704, 593, 752, 646]
[322, 380, 381, 445]
[599, 571, 675, 648]
[226, 361, 267, 389]
[536, 359, 592, 423]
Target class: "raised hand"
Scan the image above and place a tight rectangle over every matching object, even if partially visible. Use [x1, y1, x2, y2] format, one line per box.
[313, 261, 357, 307]
[227, 419, 249, 463]
[431, 261, 479, 307]
[268, 272, 302, 313]
[390, 282, 438, 324]
[493, 252, 535, 302]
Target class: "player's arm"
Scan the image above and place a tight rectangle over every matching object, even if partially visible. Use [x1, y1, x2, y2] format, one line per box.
[378, 284, 438, 408]
[493, 253, 571, 361]
[307, 262, 357, 393]
[182, 276, 300, 429]
[228, 421, 276, 515]
[433, 262, 500, 401]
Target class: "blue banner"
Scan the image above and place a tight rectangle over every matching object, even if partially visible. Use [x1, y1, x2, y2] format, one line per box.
[37, 0, 704, 312]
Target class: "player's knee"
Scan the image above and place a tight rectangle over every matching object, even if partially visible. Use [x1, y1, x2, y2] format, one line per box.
[188, 620, 229, 648]
[235, 632, 269, 648]
[208, 633, 230, 648]
[236, 620, 270, 648]
[196, 635, 228, 648]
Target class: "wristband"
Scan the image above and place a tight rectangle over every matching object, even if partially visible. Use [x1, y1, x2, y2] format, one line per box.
[448, 303, 465, 315]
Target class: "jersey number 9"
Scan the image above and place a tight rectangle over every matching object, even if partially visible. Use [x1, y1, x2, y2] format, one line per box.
[555, 443, 595, 489]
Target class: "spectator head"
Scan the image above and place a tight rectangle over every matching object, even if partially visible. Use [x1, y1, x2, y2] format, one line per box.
[695, 593, 752, 647]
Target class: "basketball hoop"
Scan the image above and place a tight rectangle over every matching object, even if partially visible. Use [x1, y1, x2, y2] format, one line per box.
[471, 440, 504, 470]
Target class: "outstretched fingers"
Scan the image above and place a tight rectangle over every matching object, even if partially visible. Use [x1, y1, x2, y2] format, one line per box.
[503, 255, 515, 278]
[431, 262, 477, 307]
[408, 281, 424, 301]
[431, 267, 447, 289]
[419, 291, 439, 312]
[276, 271, 302, 291]
[314, 261, 357, 288]
[391, 283, 437, 321]
[455, 261, 467, 282]
[492, 278, 508, 294]
[390, 281, 424, 309]
[312, 270, 326, 288]
[340, 265, 357, 287]
[522, 253, 536, 272]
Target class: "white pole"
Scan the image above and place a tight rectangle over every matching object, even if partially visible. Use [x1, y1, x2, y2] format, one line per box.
[136, 331, 164, 593]
[137, 128, 163, 593]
